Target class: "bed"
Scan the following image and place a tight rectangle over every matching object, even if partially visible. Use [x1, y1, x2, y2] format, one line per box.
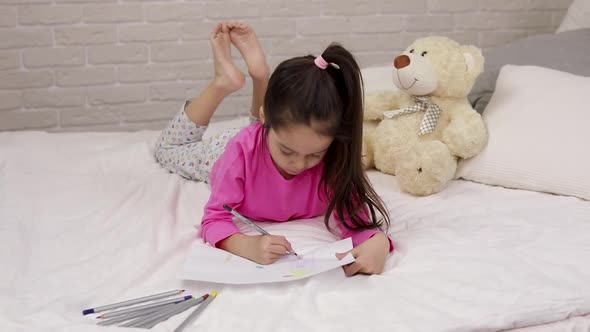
[2, 30, 590, 332]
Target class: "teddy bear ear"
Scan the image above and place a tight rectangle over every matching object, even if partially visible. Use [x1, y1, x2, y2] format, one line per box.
[461, 45, 484, 76]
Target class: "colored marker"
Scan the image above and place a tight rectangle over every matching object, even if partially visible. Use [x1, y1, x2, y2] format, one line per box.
[173, 291, 218, 332]
[223, 204, 298, 256]
[141, 299, 204, 329]
[96, 303, 177, 326]
[82, 289, 184, 315]
[121, 293, 209, 328]
[97, 295, 192, 319]
[119, 299, 195, 328]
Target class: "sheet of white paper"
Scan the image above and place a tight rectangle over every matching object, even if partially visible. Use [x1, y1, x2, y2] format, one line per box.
[179, 238, 355, 284]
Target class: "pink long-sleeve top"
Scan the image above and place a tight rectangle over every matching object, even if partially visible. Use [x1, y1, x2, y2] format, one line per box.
[201, 121, 393, 251]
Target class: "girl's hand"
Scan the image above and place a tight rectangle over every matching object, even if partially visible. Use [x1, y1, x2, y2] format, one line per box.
[335, 232, 390, 277]
[219, 233, 294, 265]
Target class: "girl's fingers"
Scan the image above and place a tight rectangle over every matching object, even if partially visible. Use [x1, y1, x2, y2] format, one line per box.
[336, 248, 357, 260]
[335, 252, 349, 260]
[265, 253, 280, 263]
[342, 262, 362, 277]
[270, 236, 292, 251]
[286, 242, 294, 253]
[268, 244, 288, 255]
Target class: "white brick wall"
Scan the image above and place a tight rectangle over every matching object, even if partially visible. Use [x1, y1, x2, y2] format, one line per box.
[0, 0, 572, 132]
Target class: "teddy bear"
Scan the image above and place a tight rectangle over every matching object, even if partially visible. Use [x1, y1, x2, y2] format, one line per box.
[362, 36, 488, 196]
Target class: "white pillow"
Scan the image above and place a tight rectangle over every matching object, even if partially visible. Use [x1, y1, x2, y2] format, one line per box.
[457, 65, 590, 201]
[557, 0, 590, 33]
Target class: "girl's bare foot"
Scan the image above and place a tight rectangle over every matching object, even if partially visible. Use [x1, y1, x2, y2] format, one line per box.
[211, 22, 245, 94]
[227, 22, 270, 80]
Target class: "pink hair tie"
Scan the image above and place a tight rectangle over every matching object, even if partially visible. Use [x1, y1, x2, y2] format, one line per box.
[314, 55, 329, 70]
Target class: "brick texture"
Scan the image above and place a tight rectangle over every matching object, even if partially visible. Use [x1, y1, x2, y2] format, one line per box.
[0, 50, 19, 70]
[55, 26, 116, 45]
[0, 6, 16, 27]
[0, 0, 573, 131]
[0, 28, 51, 49]
[18, 5, 81, 25]
[55, 67, 116, 87]
[23, 47, 85, 68]
[144, 3, 204, 22]
[0, 91, 22, 110]
[120, 24, 180, 42]
[24, 88, 85, 108]
[83, 4, 142, 23]
[0, 70, 52, 89]
[0, 110, 57, 131]
[150, 41, 210, 62]
[87, 86, 147, 106]
[87, 44, 148, 64]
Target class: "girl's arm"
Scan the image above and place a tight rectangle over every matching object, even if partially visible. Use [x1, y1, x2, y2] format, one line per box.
[200, 143, 246, 247]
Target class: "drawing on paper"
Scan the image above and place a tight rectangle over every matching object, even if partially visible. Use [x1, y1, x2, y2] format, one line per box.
[282, 269, 313, 278]
[180, 238, 356, 284]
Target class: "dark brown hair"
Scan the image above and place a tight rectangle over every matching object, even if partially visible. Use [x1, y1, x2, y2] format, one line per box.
[262, 43, 390, 233]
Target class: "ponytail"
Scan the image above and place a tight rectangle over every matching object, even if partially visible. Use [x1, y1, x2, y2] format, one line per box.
[319, 43, 390, 233]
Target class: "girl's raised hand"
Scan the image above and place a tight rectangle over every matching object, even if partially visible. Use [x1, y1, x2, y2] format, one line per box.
[335, 232, 390, 277]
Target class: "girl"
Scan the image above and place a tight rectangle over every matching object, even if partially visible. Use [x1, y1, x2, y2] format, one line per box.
[155, 22, 393, 276]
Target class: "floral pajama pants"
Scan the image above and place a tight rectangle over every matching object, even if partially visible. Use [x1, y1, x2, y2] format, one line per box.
[154, 102, 255, 183]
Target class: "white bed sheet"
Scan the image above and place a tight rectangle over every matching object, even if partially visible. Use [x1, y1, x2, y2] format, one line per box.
[1, 120, 590, 332]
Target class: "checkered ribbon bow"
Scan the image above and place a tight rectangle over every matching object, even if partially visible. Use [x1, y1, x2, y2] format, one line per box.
[383, 96, 442, 135]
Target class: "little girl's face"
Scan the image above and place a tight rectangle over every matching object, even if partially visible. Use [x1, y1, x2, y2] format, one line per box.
[267, 124, 333, 180]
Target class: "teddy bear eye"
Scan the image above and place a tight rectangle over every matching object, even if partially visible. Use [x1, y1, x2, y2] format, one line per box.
[409, 49, 415, 53]
[421, 51, 428, 57]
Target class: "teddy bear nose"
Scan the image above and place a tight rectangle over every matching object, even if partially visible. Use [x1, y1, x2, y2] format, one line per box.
[394, 55, 411, 69]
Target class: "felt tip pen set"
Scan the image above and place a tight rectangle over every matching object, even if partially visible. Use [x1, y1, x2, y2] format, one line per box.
[83, 289, 217, 330]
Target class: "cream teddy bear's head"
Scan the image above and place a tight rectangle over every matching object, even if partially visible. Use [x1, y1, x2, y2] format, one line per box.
[391, 36, 484, 98]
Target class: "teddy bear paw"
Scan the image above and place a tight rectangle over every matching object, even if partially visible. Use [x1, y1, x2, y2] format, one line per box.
[395, 140, 457, 196]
